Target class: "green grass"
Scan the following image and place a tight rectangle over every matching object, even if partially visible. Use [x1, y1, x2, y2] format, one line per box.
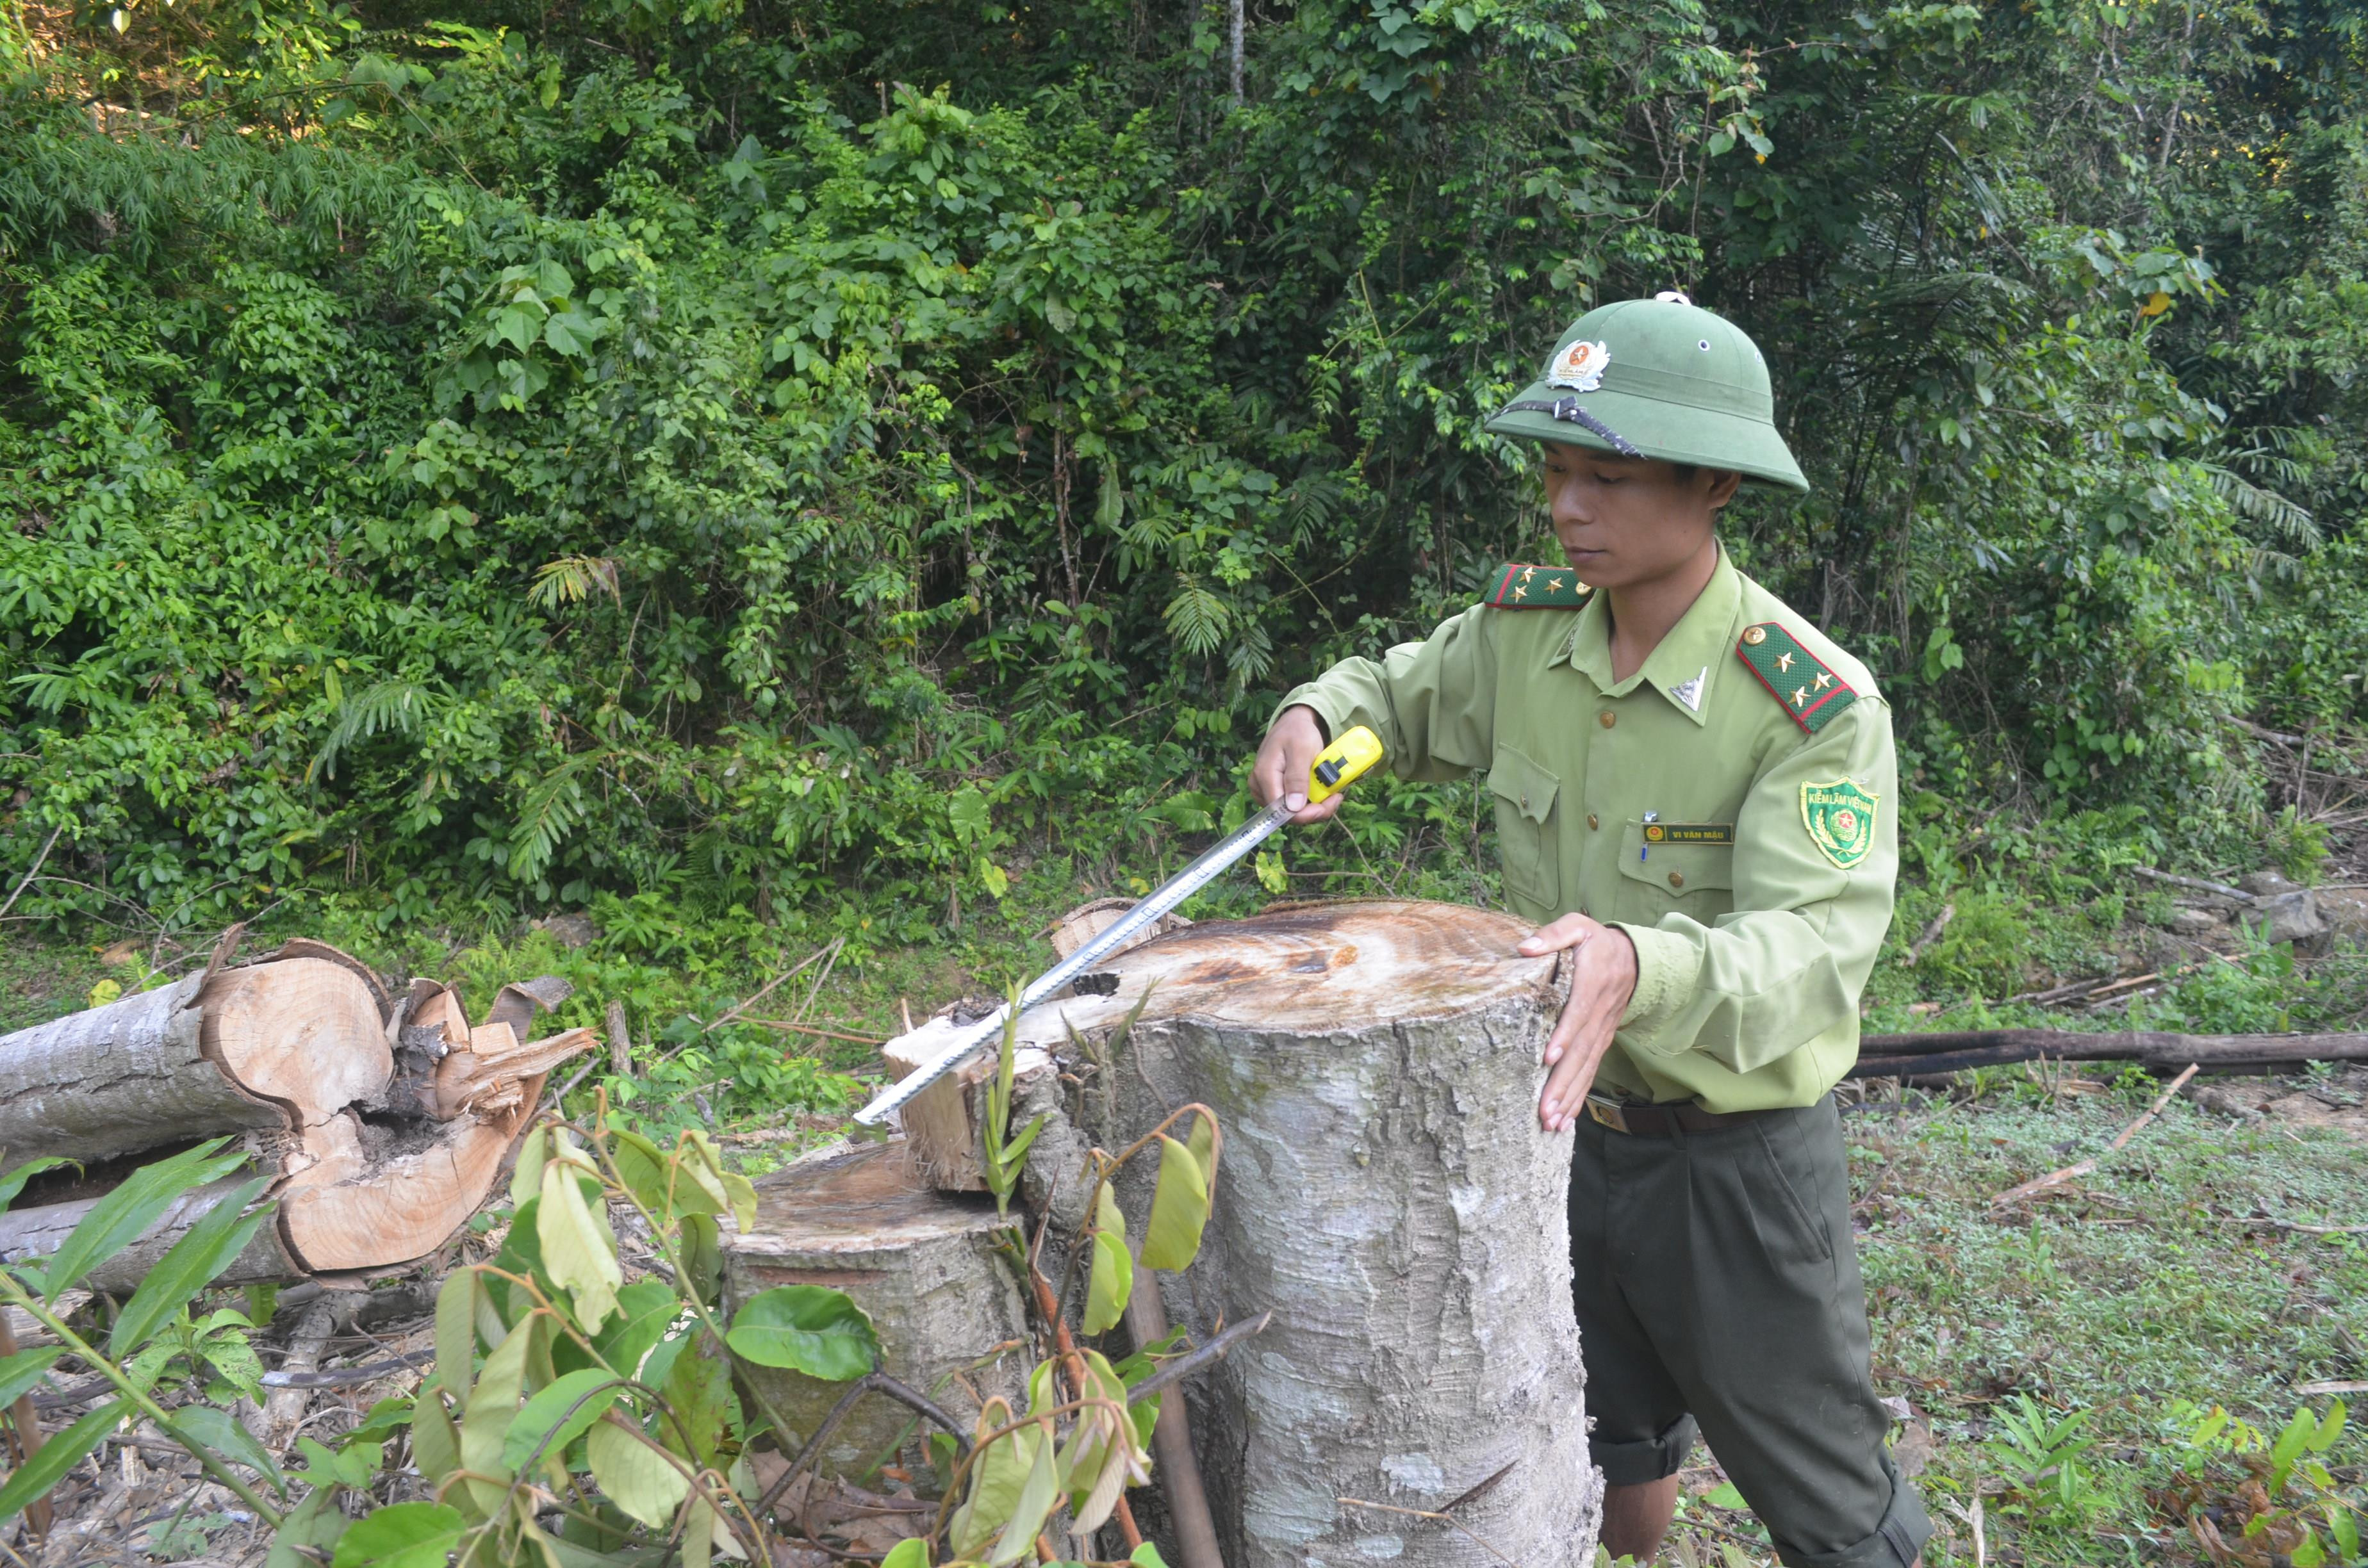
[1649, 1070, 2368, 1567]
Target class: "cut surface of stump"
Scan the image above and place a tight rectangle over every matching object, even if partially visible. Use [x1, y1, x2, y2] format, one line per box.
[721, 1139, 1030, 1480]
[998, 899, 1598, 1567]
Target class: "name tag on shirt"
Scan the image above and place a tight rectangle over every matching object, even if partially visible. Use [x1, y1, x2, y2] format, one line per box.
[1641, 823, 1735, 845]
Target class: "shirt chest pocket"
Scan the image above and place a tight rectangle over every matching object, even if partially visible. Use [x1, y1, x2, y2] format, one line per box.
[1487, 744, 1562, 912]
[1616, 819, 1736, 919]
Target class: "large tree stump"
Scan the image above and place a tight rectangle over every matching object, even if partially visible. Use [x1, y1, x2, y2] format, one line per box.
[721, 1140, 1032, 1478]
[893, 898, 1599, 1567]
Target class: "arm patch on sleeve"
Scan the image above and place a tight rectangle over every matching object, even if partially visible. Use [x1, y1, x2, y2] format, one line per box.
[1486, 564, 1591, 608]
[1736, 623, 1857, 732]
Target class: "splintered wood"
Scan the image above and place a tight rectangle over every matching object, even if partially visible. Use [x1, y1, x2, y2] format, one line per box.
[0, 942, 598, 1286]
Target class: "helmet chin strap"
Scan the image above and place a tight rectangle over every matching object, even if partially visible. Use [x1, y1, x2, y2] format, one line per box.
[1497, 397, 1641, 457]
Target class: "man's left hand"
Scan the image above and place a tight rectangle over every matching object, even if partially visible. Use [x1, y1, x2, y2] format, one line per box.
[1516, 913, 1640, 1131]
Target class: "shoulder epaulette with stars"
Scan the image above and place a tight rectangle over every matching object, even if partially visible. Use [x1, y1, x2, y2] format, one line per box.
[1484, 563, 1590, 609]
[1736, 622, 1858, 733]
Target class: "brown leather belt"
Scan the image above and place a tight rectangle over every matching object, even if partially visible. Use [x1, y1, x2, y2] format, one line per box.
[1584, 1095, 1770, 1136]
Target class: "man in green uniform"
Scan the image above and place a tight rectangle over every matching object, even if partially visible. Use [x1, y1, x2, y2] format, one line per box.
[1249, 295, 1932, 1568]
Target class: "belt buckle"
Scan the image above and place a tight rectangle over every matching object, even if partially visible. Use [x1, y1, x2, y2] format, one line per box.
[1584, 1095, 1629, 1134]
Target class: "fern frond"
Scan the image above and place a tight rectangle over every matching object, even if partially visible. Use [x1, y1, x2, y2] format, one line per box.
[309, 679, 440, 782]
[1162, 577, 1233, 658]
[528, 555, 621, 610]
[2201, 464, 2319, 550]
[506, 749, 608, 882]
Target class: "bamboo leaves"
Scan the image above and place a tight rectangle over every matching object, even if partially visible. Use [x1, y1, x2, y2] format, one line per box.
[45, 1139, 247, 1302]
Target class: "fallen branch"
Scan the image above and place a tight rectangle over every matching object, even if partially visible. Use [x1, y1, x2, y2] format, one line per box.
[258, 1348, 435, 1389]
[1335, 1495, 1520, 1568]
[1849, 1029, 2368, 1079]
[0, 824, 62, 924]
[746, 1018, 890, 1047]
[1124, 1311, 1274, 1405]
[1903, 902, 1954, 966]
[2205, 1218, 2368, 1236]
[1990, 1064, 2198, 1207]
[2132, 866, 2255, 904]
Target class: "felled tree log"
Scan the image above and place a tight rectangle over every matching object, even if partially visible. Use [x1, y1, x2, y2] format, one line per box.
[1850, 1029, 2368, 1079]
[0, 955, 386, 1168]
[896, 898, 1599, 1568]
[0, 951, 594, 1283]
[720, 1139, 1031, 1477]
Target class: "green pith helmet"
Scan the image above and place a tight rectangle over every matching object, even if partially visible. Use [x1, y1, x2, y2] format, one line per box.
[1483, 295, 1810, 492]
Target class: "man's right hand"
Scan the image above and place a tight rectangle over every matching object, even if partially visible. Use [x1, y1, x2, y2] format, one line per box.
[1251, 705, 1345, 825]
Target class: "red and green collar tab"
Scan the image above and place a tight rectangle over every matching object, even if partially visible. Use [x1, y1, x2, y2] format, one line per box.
[1736, 623, 1857, 732]
[1486, 563, 1591, 609]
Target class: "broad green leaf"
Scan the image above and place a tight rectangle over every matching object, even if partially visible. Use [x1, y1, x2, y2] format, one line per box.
[950, 1422, 1040, 1560]
[502, 1368, 627, 1472]
[989, 1421, 1061, 1567]
[1130, 1547, 1171, 1567]
[409, 1389, 460, 1487]
[0, 1157, 71, 1216]
[725, 1286, 878, 1380]
[47, 1139, 244, 1301]
[881, 1543, 930, 1568]
[948, 787, 989, 844]
[721, 1172, 757, 1233]
[457, 1318, 533, 1515]
[674, 1132, 732, 1218]
[0, 1348, 60, 1410]
[0, 1399, 127, 1522]
[265, 1483, 352, 1568]
[434, 1270, 481, 1409]
[329, 1501, 466, 1568]
[586, 1416, 689, 1530]
[1704, 1480, 1747, 1509]
[607, 1130, 669, 1213]
[1082, 1185, 1131, 1336]
[111, 1175, 272, 1355]
[510, 1125, 550, 1209]
[1069, 1412, 1134, 1537]
[539, 1152, 622, 1332]
[1137, 1136, 1208, 1272]
[678, 1211, 722, 1304]
[169, 1403, 288, 1495]
[664, 1341, 732, 1467]
[1185, 1110, 1219, 1193]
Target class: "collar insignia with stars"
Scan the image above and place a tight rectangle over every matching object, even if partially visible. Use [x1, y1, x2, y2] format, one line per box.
[1486, 564, 1591, 609]
[1736, 623, 1858, 733]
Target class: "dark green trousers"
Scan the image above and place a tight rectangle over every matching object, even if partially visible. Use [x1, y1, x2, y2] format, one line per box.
[1570, 1094, 1932, 1568]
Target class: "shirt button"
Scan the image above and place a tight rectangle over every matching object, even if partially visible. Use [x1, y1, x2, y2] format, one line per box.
[1668, 871, 1685, 888]
[1587, 813, 1599, 831]
[1520, 793, 1530, 810]
[1598, 710, 1616, 729]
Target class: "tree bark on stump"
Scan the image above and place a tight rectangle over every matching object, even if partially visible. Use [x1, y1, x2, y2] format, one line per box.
[898, 898, 1599, 1568]
[721, 1139, 1032, 1478]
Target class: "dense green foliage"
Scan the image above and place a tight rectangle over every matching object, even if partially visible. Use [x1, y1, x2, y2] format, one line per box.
[4, 0, 2365, 935]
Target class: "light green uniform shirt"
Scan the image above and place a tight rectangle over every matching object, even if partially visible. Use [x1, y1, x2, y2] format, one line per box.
[1276, 550, 1896, 1113]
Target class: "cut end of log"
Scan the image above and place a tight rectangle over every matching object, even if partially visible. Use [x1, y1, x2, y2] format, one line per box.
[0, 951, 596, 1284]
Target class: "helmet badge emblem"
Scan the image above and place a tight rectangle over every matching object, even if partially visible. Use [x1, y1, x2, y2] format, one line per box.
[1547, 339, 1611, 393]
